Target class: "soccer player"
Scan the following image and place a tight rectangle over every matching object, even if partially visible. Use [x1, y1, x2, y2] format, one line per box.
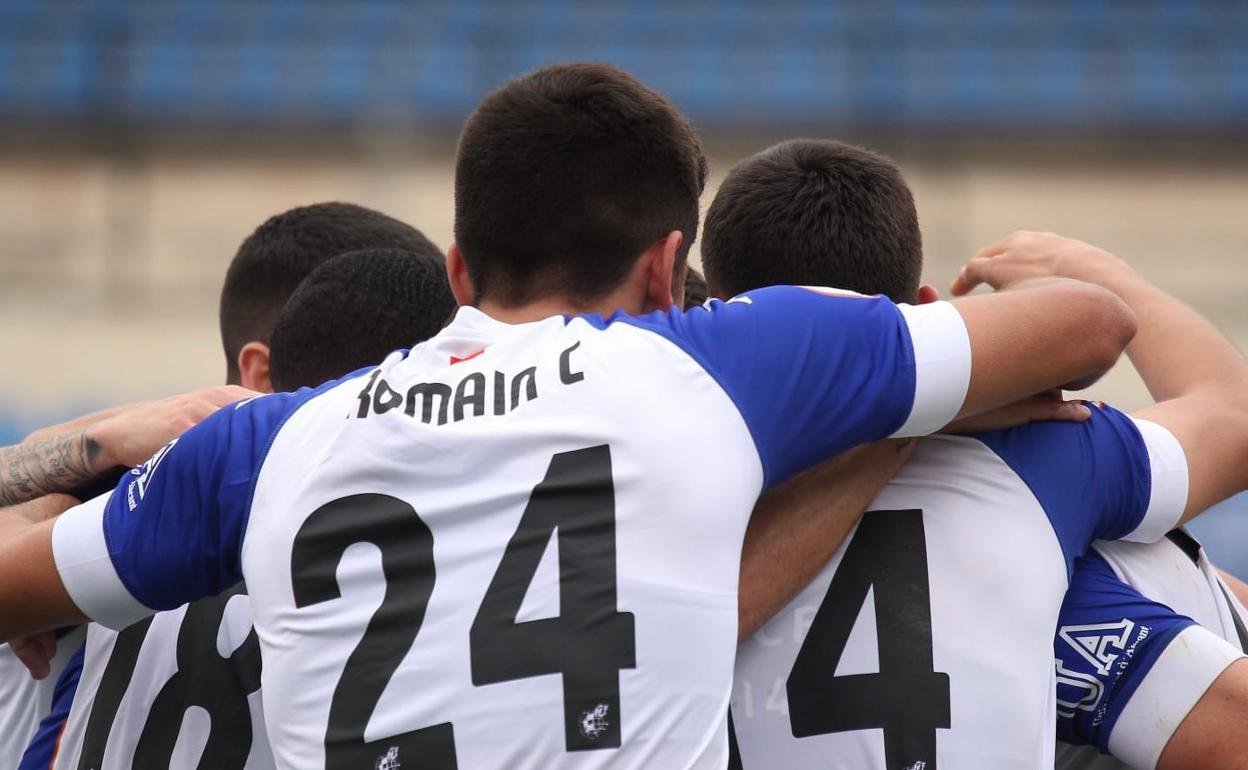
[15, 206, 445, 769]
[952, 232, 1248, 770]
[707, 140, 1248, 769]
[1, 63, 1137, 769]
[267, 248, 458, 391]
[220, 201, 444, 390]
[0, 388, 251, 768]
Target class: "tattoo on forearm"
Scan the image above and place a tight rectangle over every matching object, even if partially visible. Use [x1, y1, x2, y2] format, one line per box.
[0, 431, 103, 506]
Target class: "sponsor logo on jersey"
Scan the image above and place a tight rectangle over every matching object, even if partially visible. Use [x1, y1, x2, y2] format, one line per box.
[355, 341, 585, 425]
[1057, 619, 1135, 676]
[904, 762, 928, 770]
[1055, 618, 1152, 724]
[126, 438, 180, 510]
[1054, 658, 1106, 719]
[376, 746, 401, 770]
[578, 703, 611, 740]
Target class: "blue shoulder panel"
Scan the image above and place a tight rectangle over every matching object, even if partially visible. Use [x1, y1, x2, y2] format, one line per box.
[974, 404, 1153, 575]
[17, 643, 84, 770]
[577, 286, 917, 489]
[100, 375, 361, 611]
[1055, 551, 1193, 753]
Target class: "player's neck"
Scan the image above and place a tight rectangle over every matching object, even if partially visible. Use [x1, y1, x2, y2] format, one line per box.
[476, 288, 652, 325]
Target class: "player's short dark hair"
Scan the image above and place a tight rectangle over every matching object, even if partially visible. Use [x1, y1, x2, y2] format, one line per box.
[219, 202, 442, 384]
[268, 248, 457, 391]
[702, 139, 922, 303]
[454, 62, 709, 307]
[683, 267, 708, 310]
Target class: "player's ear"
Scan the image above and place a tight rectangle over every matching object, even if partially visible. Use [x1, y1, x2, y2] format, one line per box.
[237, 342, 273, 394]
[642, 230, 682, 312]
[917, 284, 940, 304]
[447, 243, 475, 307]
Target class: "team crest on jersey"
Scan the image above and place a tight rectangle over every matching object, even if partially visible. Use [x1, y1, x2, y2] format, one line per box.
[1057, 619, 1134, 675]
[375, 746, 400, 770]
[579, 704, 611, 740]
[126, 438, 179, 510]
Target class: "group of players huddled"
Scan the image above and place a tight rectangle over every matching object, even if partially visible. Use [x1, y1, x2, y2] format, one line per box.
[0, 62, 1246, 770]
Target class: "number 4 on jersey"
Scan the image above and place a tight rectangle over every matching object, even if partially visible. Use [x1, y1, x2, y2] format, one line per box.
[787, 509, 950, 769]
[472, 444, 637, 751]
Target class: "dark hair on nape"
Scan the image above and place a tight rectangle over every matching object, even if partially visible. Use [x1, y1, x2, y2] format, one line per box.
[219, 202, 442, 384]
[683, 266, 708, 310]
[268, 248, 458, 391]
[454, 62, 709, 308]
[702, 139, 922, 303]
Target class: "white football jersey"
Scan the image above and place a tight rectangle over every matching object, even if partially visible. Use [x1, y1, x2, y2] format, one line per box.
[1055, 532, 1248, 770]
[49, 288, 973, 769]
[0, 629, 83, 769]
[731, 409, 1189, 770]
[33, 589, 274, 770]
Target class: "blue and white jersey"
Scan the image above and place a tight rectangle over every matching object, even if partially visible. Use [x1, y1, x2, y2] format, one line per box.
[21, 592, 274, 770]
[48, 287, 972, 770]
[731, 405, 1190, 770]
[1055, 537, 1248, 770]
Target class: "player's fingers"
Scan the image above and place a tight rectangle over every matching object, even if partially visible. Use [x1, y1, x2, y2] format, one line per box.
[971, 234, 1013, 262]
[11, 633, 55, 680]
[949, 257, 994, 295]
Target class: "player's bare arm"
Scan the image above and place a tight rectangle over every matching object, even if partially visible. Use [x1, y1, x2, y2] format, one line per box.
[1156, 658, 1248, 770]
[0, 386, 256, 507]
[953, 231, 1248, 522]
[21, 402, 134, 444]
[738, 439, 914, 641]
[946, 274, 1136, 422]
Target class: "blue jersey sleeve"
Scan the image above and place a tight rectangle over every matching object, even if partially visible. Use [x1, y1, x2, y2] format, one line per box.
[17, 644, 83, 770]
[975, 404, 1188, 574]
[52, 387, 329, 628]
[608, 286, 972, 488]
[1055, 551, 1243, 769]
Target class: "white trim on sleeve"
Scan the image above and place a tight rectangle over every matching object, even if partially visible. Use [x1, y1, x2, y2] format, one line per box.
[1107, 625, 1243, 769]
[1123, 417, 1190, 543]
[51, 492, 152, 630]
[891, 301, 972, 438]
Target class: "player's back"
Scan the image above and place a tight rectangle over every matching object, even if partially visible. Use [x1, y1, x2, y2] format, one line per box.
[62, 288, 977, 768]
[732, 410, 1187, 770]
[245, 308, 773, 769]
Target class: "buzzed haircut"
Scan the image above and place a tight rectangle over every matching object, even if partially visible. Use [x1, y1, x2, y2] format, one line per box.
[268, 248, 457, 391]
[454, 62, 709, 307]
[702, 139, 922, 303]
[683, 266, 708, 310]
[219, 202, 442, 384]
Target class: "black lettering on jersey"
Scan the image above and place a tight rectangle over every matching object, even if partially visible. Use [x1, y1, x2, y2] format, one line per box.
[509, 366, 537, 410]
[78, 617, 153, 770]
[133, 584, 262, 769]
[786, 510, 950, 770]
[454, 372, 486, 420]
[373, 378, 404, 414]
[356, 370, 382, 418]
[359, 346, 583, 425]
[559, 342, 584, 384]
[471, 445, 635, 751]
[291, 493, 457, 768]
[407, 382, 452, 424]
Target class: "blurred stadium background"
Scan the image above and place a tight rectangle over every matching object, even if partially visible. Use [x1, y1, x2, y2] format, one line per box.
[1, 0, 1246, 564]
